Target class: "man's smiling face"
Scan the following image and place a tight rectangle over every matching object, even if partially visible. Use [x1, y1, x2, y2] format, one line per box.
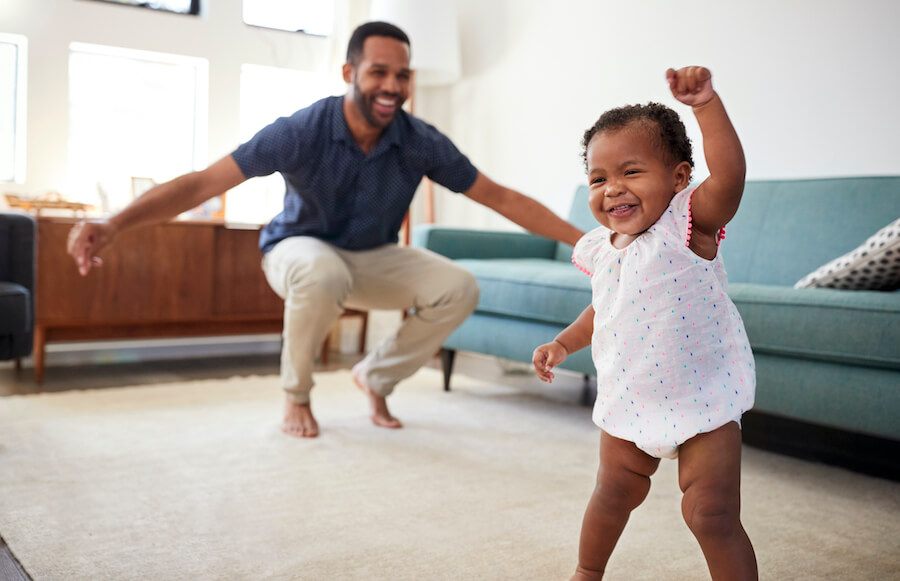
[348, 35, 411, 129]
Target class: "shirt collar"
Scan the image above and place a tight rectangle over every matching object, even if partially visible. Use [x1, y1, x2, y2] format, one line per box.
[332, 96, 404, 153]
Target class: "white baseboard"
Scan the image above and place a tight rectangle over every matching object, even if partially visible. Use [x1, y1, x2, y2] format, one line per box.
[3, 335, 283, 369]
[1, 310, 404, 370]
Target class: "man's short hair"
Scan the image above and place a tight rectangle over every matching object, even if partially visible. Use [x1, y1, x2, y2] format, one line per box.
[346, 21, 411, 66]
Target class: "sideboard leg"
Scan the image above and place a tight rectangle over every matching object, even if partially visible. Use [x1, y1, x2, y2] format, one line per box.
[33, 325, 46, 386]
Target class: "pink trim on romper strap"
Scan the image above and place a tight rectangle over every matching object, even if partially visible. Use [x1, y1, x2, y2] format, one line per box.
[685, 187, 727, 246]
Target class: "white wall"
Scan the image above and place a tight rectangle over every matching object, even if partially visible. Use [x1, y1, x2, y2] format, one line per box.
[418, 0, 900, 231]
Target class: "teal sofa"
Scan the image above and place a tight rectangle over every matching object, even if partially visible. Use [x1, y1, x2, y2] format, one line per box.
[415, 177, 900, 476]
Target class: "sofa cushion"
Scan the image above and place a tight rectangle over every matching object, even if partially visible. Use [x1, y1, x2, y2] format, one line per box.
[445, 313, 596, 376]
[794, 217, 900, 290]
[728, 283, 900, 369]
[0, 282, 30, 334]
[456, 258, 592, 325]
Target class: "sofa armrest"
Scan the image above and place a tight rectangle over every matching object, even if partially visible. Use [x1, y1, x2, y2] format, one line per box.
[0, 212, 36, 294]
[0, 212, 36, 359]
[412, 225, 559, 260]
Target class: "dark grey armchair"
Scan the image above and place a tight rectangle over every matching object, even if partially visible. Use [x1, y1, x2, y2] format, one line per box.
[0, 212, 36, 366]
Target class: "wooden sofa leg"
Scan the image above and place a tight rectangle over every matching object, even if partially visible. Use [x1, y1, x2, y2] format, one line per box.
[440, 348, 456, 392]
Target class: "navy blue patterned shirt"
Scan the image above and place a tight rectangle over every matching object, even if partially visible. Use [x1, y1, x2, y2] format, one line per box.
[232, 95, 479, 253]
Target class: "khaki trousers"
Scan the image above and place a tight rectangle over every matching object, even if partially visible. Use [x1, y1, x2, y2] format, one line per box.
[261, 237, 479, 403]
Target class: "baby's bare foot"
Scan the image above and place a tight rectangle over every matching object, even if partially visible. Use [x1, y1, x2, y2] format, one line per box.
[570, 565, 604, 581]
[282, 398, 319, 438]
[351, 364, 402, 429]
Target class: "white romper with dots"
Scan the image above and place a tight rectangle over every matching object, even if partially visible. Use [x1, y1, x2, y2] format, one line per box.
[572, 186, 755, 458]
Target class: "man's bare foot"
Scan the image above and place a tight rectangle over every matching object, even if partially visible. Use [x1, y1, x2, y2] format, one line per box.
[282, 397, 319, 438]
[351, 364, 402, 429]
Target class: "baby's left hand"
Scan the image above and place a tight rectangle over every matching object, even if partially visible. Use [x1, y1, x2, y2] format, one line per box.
[667, 66, 714, 107]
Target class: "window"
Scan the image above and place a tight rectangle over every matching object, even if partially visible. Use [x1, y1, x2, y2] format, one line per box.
[0, 33, 27, 184]
[87, 0, 200, 16]
[226, 64, 338, 224]
[243, 0, 334, 36]
[68, 43, 208, 213]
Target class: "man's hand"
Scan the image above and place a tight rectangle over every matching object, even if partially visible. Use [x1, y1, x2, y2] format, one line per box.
[667, 66, 715, 108]
[67, 219, 117, 276]
[532, 340, 569, 384]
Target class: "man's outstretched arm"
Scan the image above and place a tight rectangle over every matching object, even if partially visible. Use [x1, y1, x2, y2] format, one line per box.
[463, 172, 583, 246]
[67, 155, 247, 275]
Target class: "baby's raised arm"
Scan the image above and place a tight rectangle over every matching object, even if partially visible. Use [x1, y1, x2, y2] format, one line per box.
[667, 67, 746, 258]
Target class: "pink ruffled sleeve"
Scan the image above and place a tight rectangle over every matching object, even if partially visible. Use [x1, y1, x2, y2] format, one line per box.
[571, 227, 606, 277]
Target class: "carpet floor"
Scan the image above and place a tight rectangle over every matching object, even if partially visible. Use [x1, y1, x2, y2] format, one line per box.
[0, 369, 897, 580]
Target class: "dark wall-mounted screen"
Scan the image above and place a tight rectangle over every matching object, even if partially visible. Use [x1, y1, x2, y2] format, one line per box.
[85, 0, 200, 16]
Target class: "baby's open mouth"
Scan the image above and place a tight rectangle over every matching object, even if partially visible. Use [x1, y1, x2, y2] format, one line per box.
[609, 204, 637, 217]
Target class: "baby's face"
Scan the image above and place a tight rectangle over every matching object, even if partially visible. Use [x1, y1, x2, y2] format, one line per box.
[586, 125, 689, 237]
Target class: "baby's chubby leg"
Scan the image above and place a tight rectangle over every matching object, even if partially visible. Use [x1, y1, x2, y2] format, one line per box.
[572, 431, 660, 581]
[678, 422, 758, 581]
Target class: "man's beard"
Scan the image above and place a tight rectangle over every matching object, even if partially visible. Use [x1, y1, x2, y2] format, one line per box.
[352, 79, 398, 129]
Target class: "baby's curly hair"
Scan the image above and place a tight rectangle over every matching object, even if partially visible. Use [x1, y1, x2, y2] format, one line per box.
[581, 102, 693, 172]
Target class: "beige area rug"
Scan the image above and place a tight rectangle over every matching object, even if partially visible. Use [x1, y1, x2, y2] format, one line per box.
[0, 369, 898, 581]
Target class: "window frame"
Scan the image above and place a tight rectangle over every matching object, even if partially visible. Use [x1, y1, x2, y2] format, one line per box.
[67, 42, 209, 213]
[68, 41, 209, 174]
[0, 33, 28, 184]
[242, 0, 335, 37]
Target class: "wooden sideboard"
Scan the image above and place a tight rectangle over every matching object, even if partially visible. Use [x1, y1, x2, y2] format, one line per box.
[35, 218, 284, 383]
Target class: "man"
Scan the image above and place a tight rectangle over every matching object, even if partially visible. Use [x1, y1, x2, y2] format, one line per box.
[67, 21, 583, 438]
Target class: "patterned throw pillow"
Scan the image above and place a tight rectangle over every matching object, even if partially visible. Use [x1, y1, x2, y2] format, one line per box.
[794, 217, 900, 291]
